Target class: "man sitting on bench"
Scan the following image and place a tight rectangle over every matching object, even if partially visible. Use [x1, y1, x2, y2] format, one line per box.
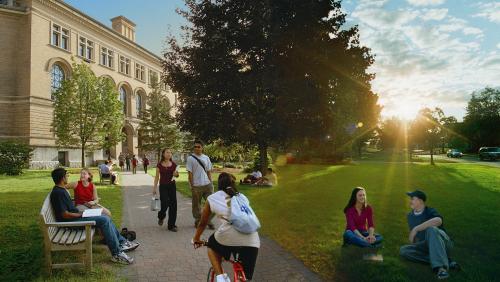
[99, 161, 116, 184]
[50, 167, 138, 264]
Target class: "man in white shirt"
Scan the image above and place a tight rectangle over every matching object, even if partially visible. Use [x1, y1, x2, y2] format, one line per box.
[186, 140, 215, 229]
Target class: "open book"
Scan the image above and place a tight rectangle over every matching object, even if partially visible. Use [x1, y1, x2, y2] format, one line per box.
[82, 208, 103, 217]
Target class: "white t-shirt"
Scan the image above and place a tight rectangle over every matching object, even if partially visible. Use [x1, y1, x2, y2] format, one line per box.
[186, 153, 213, 186]
[251, 171, 262, 178]
[207, 191, 260, 248]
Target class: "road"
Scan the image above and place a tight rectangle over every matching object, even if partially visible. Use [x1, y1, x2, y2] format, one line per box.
[419, 154, 500, 168]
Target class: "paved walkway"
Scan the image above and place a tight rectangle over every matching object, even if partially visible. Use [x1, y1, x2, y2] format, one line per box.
[118, 171, 322, 282]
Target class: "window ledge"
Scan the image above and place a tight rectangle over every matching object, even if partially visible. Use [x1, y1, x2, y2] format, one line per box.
[99, 63, 115, 71]
[76, 55, 95, 64]
[48, 44, 72, 54]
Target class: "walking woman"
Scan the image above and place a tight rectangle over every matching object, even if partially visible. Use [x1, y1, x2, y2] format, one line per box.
[152, 148, 179, 232]
[343, 187, 383, 248]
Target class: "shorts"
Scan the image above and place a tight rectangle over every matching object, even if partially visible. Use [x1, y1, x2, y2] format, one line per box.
[207, 234, 259, 279]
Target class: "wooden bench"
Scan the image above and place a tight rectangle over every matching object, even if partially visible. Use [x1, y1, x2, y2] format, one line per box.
[39, 193, 96, 274]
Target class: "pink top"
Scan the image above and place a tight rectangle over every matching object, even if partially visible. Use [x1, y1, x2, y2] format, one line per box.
[345, 205, 374, 232]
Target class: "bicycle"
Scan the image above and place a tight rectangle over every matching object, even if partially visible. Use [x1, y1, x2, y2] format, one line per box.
[192, 240, 247, 282]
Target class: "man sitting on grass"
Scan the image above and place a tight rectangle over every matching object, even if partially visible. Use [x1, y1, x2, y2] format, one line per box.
[50, 167, 138, 264]
[400, 190, 459, 280]
[240, 169, 262, 185]
[253, 168, 278, 187]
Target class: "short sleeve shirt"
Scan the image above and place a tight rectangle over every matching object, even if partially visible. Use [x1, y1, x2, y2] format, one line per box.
[407, 207, 445, 242]
[157, 161, 177, 185]
[186, 154, 212, 186]
[50, 186, 79, 221]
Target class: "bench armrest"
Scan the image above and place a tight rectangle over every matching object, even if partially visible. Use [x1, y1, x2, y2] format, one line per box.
[45, 221, 96, 227]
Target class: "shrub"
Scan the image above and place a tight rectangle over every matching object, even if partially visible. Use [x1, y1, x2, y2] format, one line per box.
[0, 140, 33, 175]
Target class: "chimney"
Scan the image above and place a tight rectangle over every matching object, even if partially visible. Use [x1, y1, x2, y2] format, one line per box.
[110, 16, 136, 42]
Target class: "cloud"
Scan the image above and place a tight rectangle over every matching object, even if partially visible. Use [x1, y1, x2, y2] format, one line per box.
[406, 0, 446, 7]
[347, 1, 497, 120]
[420, 8, 448, 20]
[474, 2, 500, 23]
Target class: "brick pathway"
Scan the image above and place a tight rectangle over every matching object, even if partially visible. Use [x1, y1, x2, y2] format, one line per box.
[118, 171, 322, 282]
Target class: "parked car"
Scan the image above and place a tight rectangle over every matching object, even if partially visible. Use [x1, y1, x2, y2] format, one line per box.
[446, 149, 463, 158]
[479, 147, 500, 161]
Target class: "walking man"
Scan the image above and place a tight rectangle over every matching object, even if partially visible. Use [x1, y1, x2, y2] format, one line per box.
[186, 140, 214, 229]
[125, 154, 131, 171]
[131, 155, 138, 174]
[400, 190, 459, 280]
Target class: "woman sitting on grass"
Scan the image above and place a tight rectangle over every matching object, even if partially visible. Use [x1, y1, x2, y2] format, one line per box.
[67, 168, 112, 217]
[343, 187, 382, 248]
[253, 168, 277, 186]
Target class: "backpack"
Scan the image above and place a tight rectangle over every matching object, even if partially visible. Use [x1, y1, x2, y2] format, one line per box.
[229, 193, 261, 234]
[120, 228, 136, 241]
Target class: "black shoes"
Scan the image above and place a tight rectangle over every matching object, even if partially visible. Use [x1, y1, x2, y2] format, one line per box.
[168, 226, 178, 232]
[158, 218, 164, 226]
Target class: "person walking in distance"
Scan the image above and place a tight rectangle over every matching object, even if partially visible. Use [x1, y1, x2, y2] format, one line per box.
[131, 155, 138, 174]
[125, 154, 131, 171]
[118, 152, 125, 171]
[186, 140, 215, 229]
[142, 155, 150, 174]
[152, 148, 179, 232]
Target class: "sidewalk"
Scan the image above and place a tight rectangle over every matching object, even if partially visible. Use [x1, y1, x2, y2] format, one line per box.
[119, 171, 321, 282]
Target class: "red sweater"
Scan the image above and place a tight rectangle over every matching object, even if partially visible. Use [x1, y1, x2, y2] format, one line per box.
[345, 205, 374, 232]
[74, 181, 94, 205]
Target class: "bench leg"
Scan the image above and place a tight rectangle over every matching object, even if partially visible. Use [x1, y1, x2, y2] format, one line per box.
[45, 250, 52, 276]
[85, 226, 93, 271]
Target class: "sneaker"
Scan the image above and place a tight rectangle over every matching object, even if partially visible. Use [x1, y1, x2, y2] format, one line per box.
[111, 251, 134, 265]
[168, 226, 178, 232]
[437, 269, 449, 280]
[449, 261, 460, 271]
[120, 240, 140, 252]
[158, 218, 164, 226]
[216, 273, 230, 282]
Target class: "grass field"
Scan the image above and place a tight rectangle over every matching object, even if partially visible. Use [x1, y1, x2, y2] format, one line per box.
[0, 169, 124, 282]
[150, 162, 500, 281]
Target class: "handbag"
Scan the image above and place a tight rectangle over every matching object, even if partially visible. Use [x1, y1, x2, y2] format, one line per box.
[150, 197, 160, 211]
[120, 228, 136, 241]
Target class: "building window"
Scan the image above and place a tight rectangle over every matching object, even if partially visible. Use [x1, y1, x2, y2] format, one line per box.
[135, 63, 145, 81]
[78, 36, 94, 61]
[100, 47, 114, 68]
[51, 64, 65, 100]
[149, 70, 158, 85]
[51, 24, 69, 51]
[119, 86, 127, 114]
[119, 55, 130, 75]
[136, 93, 142, 117]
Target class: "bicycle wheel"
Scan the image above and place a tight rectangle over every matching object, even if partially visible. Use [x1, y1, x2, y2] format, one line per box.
[207, 267, 215, 282]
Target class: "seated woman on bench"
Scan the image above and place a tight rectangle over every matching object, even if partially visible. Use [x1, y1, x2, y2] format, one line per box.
[67, 168, 112, 217]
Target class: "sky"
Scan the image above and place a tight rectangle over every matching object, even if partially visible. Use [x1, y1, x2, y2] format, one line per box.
[65, 0, 500, 121]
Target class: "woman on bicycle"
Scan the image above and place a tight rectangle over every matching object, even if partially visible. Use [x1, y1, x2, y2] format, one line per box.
[343, 187, 383, 248]
[193, 172, 260, 282]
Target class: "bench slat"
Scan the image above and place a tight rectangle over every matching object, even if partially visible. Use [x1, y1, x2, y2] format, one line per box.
[58, 229, 71, 244]
[51, 228, 65, 243]
[65, 230, 78, 245]
[72, 230, 84, 244]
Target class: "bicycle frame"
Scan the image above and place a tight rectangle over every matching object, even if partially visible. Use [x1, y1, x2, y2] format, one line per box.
[208, 256, 247, 282]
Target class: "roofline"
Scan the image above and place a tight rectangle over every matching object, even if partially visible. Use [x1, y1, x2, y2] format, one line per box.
[110, 15, 136, 27]
[52, 0, 162, 61]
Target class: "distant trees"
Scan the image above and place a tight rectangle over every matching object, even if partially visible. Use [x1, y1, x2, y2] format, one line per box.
[378, 117, 407, 150]
[462, 88, 500, 150]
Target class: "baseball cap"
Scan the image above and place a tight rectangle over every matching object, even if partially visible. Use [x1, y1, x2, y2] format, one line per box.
[406, 190, 427, 202]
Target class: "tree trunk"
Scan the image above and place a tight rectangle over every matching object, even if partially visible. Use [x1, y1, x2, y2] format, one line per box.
[430, 144, 435, 165]
[81, 143, 86, 168]
[258, 142, 268, 173]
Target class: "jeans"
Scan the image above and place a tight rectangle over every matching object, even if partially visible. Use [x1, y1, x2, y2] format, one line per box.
[144, 165, 148, 174]
[343, 229, 383, 248]
[191, 183, 214, 225]
[400, 227, 453, 270]
[158, 182, 177, 228]
[71, 215, 126, 256]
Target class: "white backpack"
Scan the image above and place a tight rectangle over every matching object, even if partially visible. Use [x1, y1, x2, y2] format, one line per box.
[229, 193, 261, 234]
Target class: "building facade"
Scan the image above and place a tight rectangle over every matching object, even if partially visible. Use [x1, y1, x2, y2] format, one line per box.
[0, 0, 176, 168]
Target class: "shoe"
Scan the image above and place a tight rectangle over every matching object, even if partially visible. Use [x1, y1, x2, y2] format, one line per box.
[120, 240, 140, 252]
[207, 223, 215, 230]
[111, 251, 134, 264]
[168, 226, 178, 232]
[437, 269, 449, 280]
[216, 273, 230, 282]
[158, 218, 164, 226]
[449, 261, 460, 271]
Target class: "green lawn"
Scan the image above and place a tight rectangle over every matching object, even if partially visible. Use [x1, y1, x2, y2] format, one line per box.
[248, 163, 500, 281]
[0, 169, 124, 282]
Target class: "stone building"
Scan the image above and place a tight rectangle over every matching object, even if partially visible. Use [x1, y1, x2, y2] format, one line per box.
[0, 0, 175, 168]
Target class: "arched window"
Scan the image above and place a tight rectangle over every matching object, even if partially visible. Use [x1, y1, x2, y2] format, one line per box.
[119, 86, 127, 114]
[50, 64, 65, 100]
[136, 93, 142, 117]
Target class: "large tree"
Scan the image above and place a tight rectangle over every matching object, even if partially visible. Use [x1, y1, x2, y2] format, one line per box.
[138, 75, 187, 161]
[409, 107, 448, 165]
[52, 61, 123, 167]
[164, 0, 380, 170]
[462, 87, 500, 151]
